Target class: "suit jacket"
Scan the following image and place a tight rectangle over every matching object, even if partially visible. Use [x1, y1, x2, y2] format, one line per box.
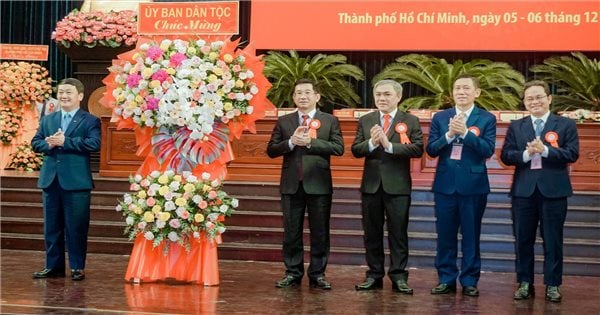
[267, 110, 344, 195]
[31, 110, 101, 190]
[500, 113, 579, 198]
[351, 110, 424, 194]
[426, 106, 496, 195]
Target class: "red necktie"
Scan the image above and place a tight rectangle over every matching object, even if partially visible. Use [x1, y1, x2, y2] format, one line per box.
[383, 114, 391, 133]
[301, 114, 309, 127]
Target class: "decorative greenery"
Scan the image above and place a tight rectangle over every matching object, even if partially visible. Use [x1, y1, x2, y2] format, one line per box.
[263, 50, 364, 108]
[530, 52, 600, 112]
[373, 54, 525, 111]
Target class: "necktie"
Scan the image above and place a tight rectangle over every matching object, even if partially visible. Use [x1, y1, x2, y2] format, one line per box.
[534, 118, 543, 138]
[383, 114, 391, 133]
[301, 114, 309, 127]
[62, 113, 72, 132]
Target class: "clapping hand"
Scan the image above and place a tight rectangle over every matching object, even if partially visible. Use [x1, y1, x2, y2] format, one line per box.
[291, 126, 311, 147]
[45, 129, 65, 148]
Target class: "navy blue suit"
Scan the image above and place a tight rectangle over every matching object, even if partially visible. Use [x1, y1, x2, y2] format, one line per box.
[31, 110, 101, 271]
[500, 113, 579, 286]
[426, 106, 496, 287]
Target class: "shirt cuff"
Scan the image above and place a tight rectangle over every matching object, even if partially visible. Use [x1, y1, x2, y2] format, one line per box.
[541, 145, 549, 158]
[523, 150, 532, 162]
[368, 139, 376, 152]
[445, 132, 456, 144]
[288, 139, 295, 150]
[384, 142, 393, 153]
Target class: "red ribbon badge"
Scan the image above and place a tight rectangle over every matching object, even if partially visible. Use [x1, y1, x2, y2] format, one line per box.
[395, 122, 411, 144]
[468, 126, 480, 137]
[308, 119, 320, 139]
[545, 131, 559, 148]
[48, 102, 55, 113]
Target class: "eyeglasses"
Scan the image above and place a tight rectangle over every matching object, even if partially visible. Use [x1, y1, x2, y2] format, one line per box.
[294, 91, 315, 97]
[524, 94, 548, 103]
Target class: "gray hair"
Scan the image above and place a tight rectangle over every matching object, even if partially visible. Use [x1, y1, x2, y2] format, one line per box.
[373, 79, 403, 95]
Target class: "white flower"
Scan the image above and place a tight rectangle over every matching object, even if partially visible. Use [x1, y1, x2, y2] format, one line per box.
[134, 174, 143, 182]
[116, 204, 122, 212]
[150, 170, 161, 178]
[164, 201, 176, 211]
[202, 172, 211, 180]
[144, 231, 155, 240]
[126, 216, 135, 225]
[156, 220, 166, 228]
[219, 205, 229, 213]
[231, 198, 239, 208]
[192, 195, 203, 204]
[217, 226, 226, 234]
[168, 231, 179, 242]
[193, 231, 200, 238]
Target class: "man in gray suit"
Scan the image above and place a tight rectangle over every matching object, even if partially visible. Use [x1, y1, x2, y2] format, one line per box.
[267, 79, 344, 290]
[31, 78, 101, 281]
[352, 80, 424, 293]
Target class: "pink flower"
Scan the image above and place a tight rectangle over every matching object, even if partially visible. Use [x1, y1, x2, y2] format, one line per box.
[151, 69, 169, 82]
[180, 210, 190, 219]
[146, 46, 164, 61]
[146, 97, 159, 110]
[169, 53, 187, 67]
[199, 200, 208, 209]
[146, 197, 156, 207]
[208, 191, 218, 200]
[126, 74, 142, 88]
[169, 219, 181, 229]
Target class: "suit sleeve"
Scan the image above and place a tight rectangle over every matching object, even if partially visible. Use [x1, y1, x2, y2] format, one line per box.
[266, 119, 291, 158]
[63, 115, 101, 153]
[461, 114, 496, 159]
[390, 115, 424, 158]
[425, 115, 448, 158]
[351, 116, 370, 158]
[307, 116, 344, 156]
[546, 118, 579, 164]
[500, 121, 524, 166]
[31, 116, 54, 154]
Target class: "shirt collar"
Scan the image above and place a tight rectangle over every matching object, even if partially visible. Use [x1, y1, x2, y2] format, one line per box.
[455, 105, 474, 118]
[380, 108, 398, 120]
[297, 108, 316, 120]
[530, 111, 551, 124]
[61, 108, 79, 117]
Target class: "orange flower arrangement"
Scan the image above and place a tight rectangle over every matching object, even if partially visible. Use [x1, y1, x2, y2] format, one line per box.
[6, 143, 44, 172]
[52, 9, 138, 48]
[0, 107, 22, 145]
[0, 61, 53, 107]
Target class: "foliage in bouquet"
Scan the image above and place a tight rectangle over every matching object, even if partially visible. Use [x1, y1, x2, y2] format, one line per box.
[0, 61, 53, 107]
[52, 9, 137, 48]
[0, 107, 23, 145]
[110, 38, 258, 141]
[6, 143, 43, 171]
[116, 170, 238, 251]
[561, 109, 600, 123]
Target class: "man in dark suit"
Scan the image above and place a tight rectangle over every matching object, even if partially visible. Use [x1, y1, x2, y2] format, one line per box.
[31, 78, 101, 281]
[426, 74, 497, 297]
[352, 80, 423, 294]
[501, 80, 579, 303]
[267, 79, 344, 289]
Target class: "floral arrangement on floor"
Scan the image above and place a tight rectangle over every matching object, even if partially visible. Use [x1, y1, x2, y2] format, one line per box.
[5, 143, 43, 171]
[0, 106, 23, 145]
[561, 109, 600, 123]
[102, 37, 274, 175]
[116, 170, 238, 251]
[0, 61, 53, 107]
[52, 9, 138, 48]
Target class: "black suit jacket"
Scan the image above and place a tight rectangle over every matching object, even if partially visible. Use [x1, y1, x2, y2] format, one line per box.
[31, 110, 101, 190]
[351, 111, 424, 194]
[267, 110, 344, 195]
[500, 113, 579, 198]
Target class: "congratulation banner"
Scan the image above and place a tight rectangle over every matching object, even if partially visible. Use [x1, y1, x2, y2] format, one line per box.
[0, 44, 49, 61]
[250, 0, 600, 51]
[138, 1, 239, 35]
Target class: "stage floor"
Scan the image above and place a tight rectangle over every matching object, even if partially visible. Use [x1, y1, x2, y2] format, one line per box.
[1, 249, 598, 314]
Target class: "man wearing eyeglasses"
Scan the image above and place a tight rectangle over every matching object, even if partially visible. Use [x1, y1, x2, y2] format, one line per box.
[501, 80, 579, 303]
[267, 78, 344, 290]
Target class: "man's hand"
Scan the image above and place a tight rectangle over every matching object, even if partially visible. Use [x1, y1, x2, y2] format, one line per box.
[45, 129, 65, 148]
[526, 138, 545, 155]
[370, 125, 382, 146]
[448, 115, 467, 138]
[291, 126, 311, 147]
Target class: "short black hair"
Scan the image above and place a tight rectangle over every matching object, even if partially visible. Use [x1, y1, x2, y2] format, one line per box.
[58, 78, 85, 94]
[293, 78, 320, 94]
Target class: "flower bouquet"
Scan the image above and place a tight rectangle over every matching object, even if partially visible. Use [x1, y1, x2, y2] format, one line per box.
[561, 109, 600, 123]
[116, 170, 238, 252]
[52, 9, 138, 48]
[0, 107, 22, 145]
[0, 61, 53, 107]
[5, 143, 43, 171]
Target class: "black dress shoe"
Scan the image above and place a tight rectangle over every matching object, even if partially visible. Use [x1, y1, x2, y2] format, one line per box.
[355, 277, 383, 291]
[431, 283, 456, 294]
[392, 280, 414, 295]
[514, 282, 534, 300]
[275, 275, 301, 288]
[309, 276, 331, 290]
[32, 268, 66, 279]
[71, 269, 85, 281]
[545, 286, 562, 302]
[462, 286, 479, 297]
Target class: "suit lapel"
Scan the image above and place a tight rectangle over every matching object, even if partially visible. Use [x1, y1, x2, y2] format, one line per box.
[65, 110, 85, 137]
[466, 106, 480, 127]
[387, 111, 403, 140]
[543, 113, 559, 139]
[50, 112, 62, 133]
[520, 116, 535, 140]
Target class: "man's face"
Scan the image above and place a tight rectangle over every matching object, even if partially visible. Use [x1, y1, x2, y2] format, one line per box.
[452, 78, 481, 109]
[523, 85, 551, 117]
[293, 83, 320, 113]
[56, 84, 83, 111]
[373, 83, 401, 114]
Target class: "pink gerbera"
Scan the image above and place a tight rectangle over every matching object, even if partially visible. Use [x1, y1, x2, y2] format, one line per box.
[146, 46, 164, 61]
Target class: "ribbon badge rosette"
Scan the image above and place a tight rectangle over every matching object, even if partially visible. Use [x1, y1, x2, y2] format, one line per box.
[102, 38, 274, 177]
